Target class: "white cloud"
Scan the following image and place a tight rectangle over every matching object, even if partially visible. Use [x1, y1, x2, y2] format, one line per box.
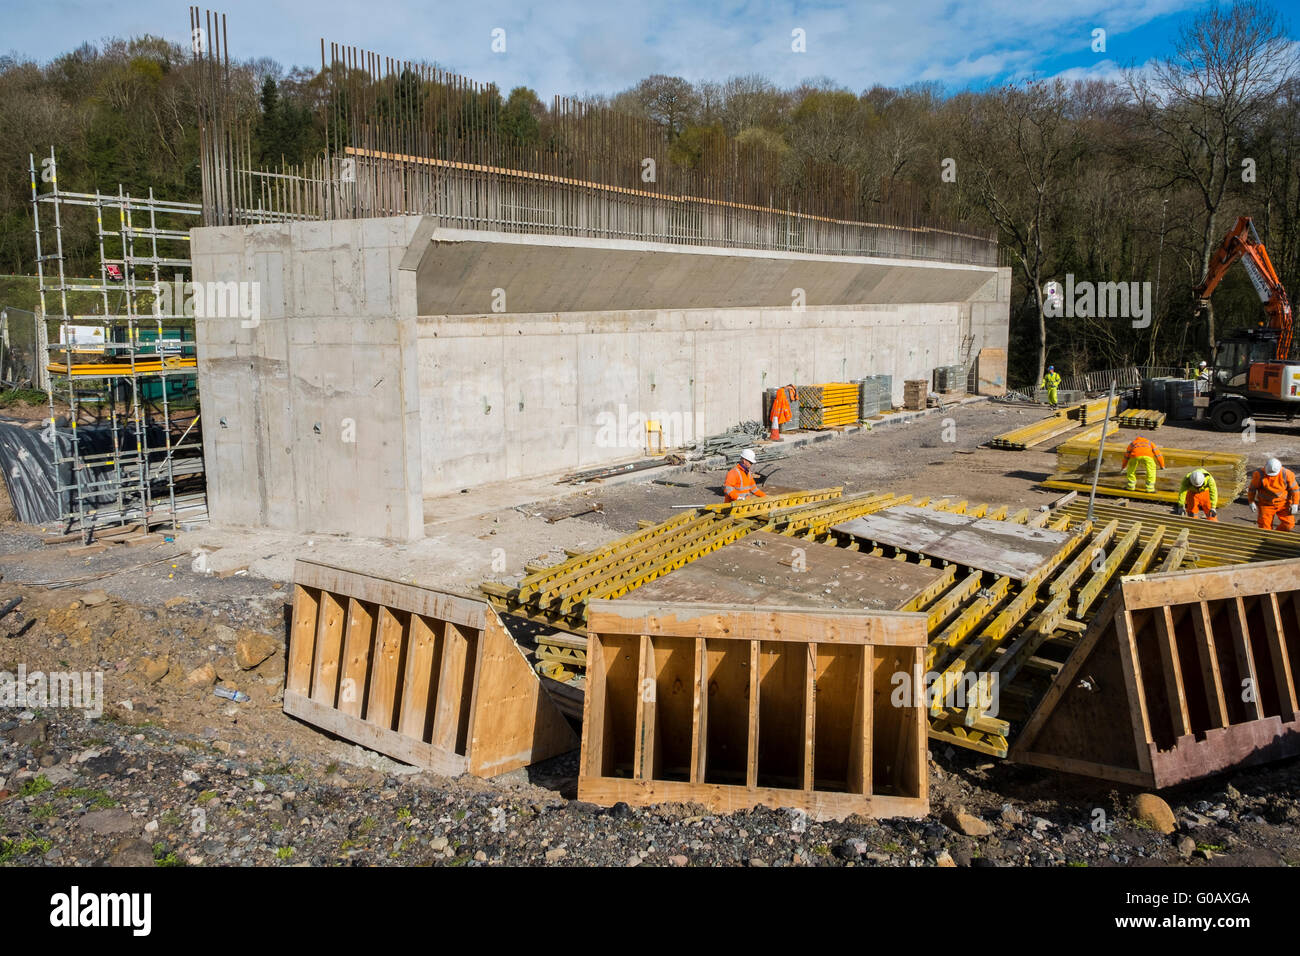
[5, 0, 1214, 97]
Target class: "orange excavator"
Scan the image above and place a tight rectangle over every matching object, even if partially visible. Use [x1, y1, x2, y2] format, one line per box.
[1195, 216, 1300, 431]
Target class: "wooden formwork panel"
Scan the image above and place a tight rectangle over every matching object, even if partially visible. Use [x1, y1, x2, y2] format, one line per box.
[285, 561, 578, 778]
[578, 600, 930, 820]
[1013, 558, 1300, 788]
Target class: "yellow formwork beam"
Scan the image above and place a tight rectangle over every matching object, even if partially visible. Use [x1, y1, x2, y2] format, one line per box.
[926, 576, 1012, 672]
[1074, 522, 1144, 617]
[924, 570, 985, 632]
[1048, 519, 1116, 598]
[899, 565, 959, 613]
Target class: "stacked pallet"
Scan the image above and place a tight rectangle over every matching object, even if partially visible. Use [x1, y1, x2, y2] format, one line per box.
[797, 382, 860, 428]
[903, 379, 928, 410]
[1049, 439, 1248, 498]
[1117, 407, 1166, 428]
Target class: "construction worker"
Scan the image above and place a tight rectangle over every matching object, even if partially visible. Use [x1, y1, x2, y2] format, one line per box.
[1197, 360, 1214, 393]
[769, 384, 796, 441]
[1177, 469, 1218, 520]
[1041, 366, 1061, 409]
[724, 449, 767, 502]
[1248, 457, 1300, 531]
[1122, 434, 1165, 493]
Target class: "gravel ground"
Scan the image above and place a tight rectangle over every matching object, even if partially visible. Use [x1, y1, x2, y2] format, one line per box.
[0, 579, 1298, 867]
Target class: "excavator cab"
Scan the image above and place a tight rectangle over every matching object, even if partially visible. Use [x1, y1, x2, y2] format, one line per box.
[1216, 330, 1280, 390]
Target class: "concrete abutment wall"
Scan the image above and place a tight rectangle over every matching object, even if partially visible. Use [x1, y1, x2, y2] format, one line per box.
[192, 216, 1010, 540]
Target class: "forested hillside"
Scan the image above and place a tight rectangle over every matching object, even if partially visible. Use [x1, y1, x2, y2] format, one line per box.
[2, 1, 1297, 386]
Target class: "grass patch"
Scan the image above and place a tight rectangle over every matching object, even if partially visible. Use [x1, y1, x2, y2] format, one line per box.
[160, 809, 183, 828]
[197, 790, 219, 803]
[19, 776, 53, 798]
[30, 803, 56, 820]
[58, 786, 116, 808]
[357, 816, 377, 836]
[0, 388, 48, 408]
[276, 846, 294, 861]
[0, 834, 52, 864]
[152, 842, 182, 867]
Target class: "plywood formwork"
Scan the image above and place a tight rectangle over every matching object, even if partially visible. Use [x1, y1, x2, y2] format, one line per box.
[579, 600, 929, 820]
[286, 561, 578, 778]
[1013, 558, 1300, 788]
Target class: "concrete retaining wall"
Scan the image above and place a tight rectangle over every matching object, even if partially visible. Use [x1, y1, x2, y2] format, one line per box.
[192, 215, 1010, 539]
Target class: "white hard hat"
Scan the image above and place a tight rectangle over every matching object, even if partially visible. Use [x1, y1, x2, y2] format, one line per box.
[1198, 361, 1207, 368]
[1190, 470, 1206, 487]
[1266, 457, 1282, 476]
[740, 449, 756, 464]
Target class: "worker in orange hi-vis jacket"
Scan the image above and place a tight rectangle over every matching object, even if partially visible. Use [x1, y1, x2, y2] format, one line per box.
[1122, 434, 1165, 493]
[769, 384, 796, 441]
[1248, 457, 1300, 531]
[723, 449, 767, 502]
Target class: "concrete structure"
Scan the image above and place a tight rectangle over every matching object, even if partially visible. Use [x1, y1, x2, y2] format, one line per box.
[192, 216, 1010, 541]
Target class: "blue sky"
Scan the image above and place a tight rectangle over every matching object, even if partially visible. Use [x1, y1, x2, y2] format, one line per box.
[2, 0, 1290, 97]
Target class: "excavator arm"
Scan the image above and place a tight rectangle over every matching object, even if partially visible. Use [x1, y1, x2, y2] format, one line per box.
[1195, 216, 1294, 360]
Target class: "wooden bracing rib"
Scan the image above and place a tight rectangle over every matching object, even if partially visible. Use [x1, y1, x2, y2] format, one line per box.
[286, 561, 578, 778]
[578, 600, 930, 820]
[1012, 558, 1300, 787]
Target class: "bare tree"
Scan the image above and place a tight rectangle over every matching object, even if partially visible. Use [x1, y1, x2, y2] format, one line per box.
[1129, 0, 1299, 354]
[956, 80, 1084, 383]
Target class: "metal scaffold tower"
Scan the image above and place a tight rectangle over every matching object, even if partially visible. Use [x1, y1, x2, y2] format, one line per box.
[29, 148, 208, 539]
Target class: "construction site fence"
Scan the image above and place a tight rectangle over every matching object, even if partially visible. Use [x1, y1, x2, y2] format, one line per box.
[1020, 366, 1191, 395]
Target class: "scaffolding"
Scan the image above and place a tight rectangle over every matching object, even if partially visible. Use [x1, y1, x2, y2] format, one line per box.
[29, 148, 207, 538]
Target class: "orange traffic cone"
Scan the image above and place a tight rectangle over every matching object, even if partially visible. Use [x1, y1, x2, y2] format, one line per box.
[769, 417, 782, 441]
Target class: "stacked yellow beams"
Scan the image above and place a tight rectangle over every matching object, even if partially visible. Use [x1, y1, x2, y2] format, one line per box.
[1060, 499, 1300, 567]
[797, 382, 860, 428]
[1072, 420, 1119, 444]
[1117, 408, 1166, 428]
[1051, 439, 1247, 498]
[988, 411, 1080, 450]
[1068, 395, 1118, 425]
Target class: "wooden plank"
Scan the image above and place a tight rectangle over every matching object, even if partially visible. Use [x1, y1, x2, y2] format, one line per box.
[1262, 593, 1298, 720]
[854, 647, 872, 795]
[1115, 609, 1155, 770]
[397, 615, 441, 740]
[803, 643, 816, 790]
[574, 777, 926, 822]
[747, 639, 760, 789]
[690, 637, 706, 783]
[833, 505, 1074, 580]
[431, 622, 474, 753]
[1228, 597, 1264, 721]
[628, 532, 945, 612]
[1154, 606, 1192, 738]
[284, 690, 468, 777]
[1189, 601, 1229, 730]
[633, 634, 654, 780]
[294, 560, 487, 631]
[310, 590, 347, 707]
[338, 598, 376, 719]
[579, 634, 609, 781]
[467, 612, 578, 776]
[588, 600, 926, 647]
[1119, 558, 1300, 611]
[365, 606, 406, 731]
[286, 585, 319, 697]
